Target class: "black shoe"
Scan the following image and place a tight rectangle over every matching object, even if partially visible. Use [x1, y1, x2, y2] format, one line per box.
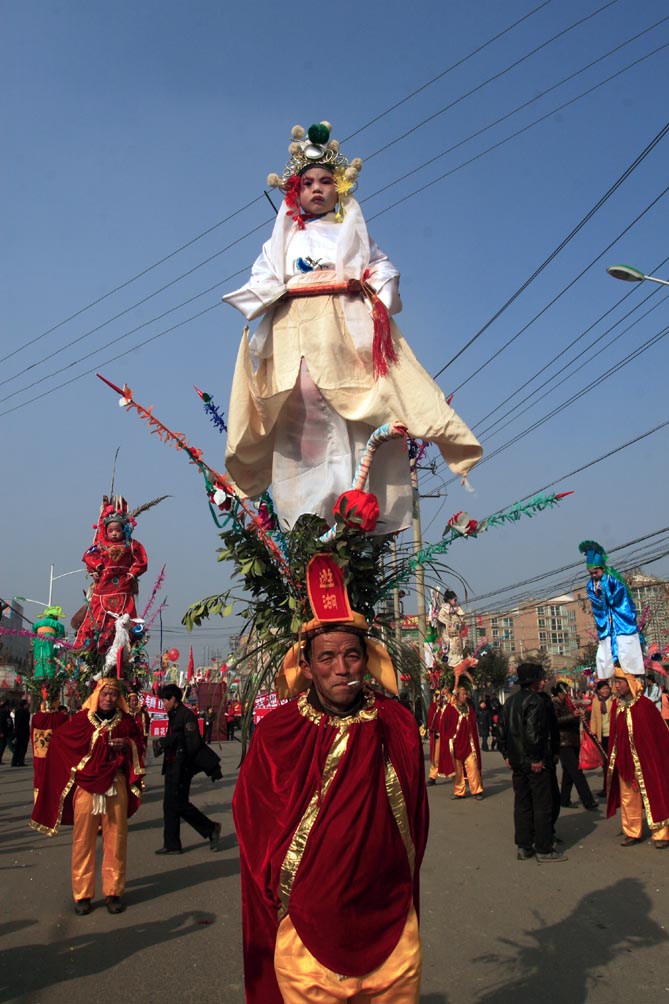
[450, 794, 466, 800]
[653, 840, 669, 849]
[474, 794, 484, 801]
[535, 850, 568, 863]
[560, 801, 577, 808]
[106, 896, 125, 914]
[155, 847, 182, 855]
[620, 835, 643, 847]
[427, 778, 436, 786]
[74, 898, 92, 915]
[209, 822, 222, 851]
[597, 790, 607, 798]
[584, 804, 599, 812]
[517, 847, 534, 860]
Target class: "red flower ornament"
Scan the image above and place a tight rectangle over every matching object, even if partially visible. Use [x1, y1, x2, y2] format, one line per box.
[333, 490, 380, 532]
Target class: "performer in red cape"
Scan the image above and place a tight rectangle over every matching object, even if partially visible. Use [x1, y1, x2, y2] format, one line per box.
[438, 684, 484, 800]
[606, 666, 669, 848]
[427, 688, 448, 786]
[127, 691, 150, 755]
[74, 496, 148, 657]
[31, 678, 145, 914]
[232, 556, 429, 1004]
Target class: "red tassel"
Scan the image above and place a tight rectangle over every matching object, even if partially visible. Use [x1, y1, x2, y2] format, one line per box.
[372, 297, 397, 379]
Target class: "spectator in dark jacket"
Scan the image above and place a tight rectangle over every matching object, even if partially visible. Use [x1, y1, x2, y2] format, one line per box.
[11, 700, 30, 767]
[497, 664, 566, 862]
[551, 683, 598, 811]
[0, 701, 13, 764]
[476, 700, 492, 752]
[154, 684, 221, 855]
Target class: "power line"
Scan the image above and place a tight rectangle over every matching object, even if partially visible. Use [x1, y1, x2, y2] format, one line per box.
[1, 4, 638, 387]
[0, 220, 271, 393]
[451, 182, 669, 398]
[478, 292, 669, 442]
[341, 0, 554, 142]
[5, 45, 664, 419]
[0, 301, 222, 419]
[0, 264, 250, 406]
[446, 322, 669, 475]
[362, 17, 669, 208]
[363, 1, 619, 163]
[429, 114, 669, 380]
[471, 254, 669, 434]
[1, 195, 266, 366]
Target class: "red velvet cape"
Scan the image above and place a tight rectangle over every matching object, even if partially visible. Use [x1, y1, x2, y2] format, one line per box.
[30, 709, 144, 835]
[606, 694, 669, 828]
[438, 701, 481, 777]
[31, 710, 69, 793]
[232, 691, 428, 1004]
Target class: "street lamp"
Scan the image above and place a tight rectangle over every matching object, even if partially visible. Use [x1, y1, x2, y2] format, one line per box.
[48, 564, 85, 605]
[14, 596, 49, 609]
[606, 264, 669, 287]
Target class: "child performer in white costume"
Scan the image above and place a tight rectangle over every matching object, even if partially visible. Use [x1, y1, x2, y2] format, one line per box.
[223, 121, 482, 532]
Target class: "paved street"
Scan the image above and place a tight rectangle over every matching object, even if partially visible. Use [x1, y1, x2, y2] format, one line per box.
[1, 742, 667, 1004]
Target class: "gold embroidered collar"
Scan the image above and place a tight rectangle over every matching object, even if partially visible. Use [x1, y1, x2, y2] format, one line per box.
[297, 689, 378, 727]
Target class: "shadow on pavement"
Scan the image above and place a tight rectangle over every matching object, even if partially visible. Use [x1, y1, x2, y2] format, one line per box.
[0, 910, 215, 1001]
[473, 878, 664, 1004]
[126, 855, 239, 902]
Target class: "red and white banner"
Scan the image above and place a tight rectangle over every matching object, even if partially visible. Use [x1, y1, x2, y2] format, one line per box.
[141, 692, 164, 714]
[253, 692, 289, 725]
[149, 715, 204, 738]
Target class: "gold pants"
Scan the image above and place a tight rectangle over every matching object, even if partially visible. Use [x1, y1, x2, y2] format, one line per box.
[71, 778, 128, 901]
[274, 904, 421, 1004]
[619, 776, 669, 843]
[428, 737, 440, 780]
[453, 752, 483, 797]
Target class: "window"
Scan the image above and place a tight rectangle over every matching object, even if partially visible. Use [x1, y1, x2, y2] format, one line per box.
[538, 618, 546, 628]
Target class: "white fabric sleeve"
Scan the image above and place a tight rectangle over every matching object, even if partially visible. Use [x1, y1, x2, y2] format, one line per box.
[221, 241, 287, 321]
[366, 239, 403, 316]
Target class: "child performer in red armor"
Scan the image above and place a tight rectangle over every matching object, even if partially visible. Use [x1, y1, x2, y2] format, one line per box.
[74, 497, 148, 657]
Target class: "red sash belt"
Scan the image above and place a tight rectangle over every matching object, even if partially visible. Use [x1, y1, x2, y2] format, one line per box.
[283, 275, 398, 379]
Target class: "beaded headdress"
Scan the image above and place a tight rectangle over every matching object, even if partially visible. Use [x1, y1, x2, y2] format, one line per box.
[266, 121, 363, 225]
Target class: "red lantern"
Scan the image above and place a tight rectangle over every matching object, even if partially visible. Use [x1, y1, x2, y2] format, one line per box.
[15, 675, 22, 685]
[168, 648, 180, 662]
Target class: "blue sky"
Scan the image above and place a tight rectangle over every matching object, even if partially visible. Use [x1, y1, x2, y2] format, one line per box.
[3, 0, 669, 665]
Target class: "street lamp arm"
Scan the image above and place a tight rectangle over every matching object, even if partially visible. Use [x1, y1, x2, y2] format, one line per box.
[606, 264, 669, 286]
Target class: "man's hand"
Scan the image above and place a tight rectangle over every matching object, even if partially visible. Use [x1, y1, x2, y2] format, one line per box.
[531, 761, 544, 773]
[504, 758, 511, 769]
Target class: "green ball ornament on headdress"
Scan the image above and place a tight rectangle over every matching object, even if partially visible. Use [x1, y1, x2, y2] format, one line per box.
[307, 122, 331, 146]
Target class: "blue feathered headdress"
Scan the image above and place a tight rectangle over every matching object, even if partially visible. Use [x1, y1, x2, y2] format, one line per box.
[579, 539, 607, 568]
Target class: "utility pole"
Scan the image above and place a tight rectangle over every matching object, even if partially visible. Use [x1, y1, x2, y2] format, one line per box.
[409, 449, 427, 664]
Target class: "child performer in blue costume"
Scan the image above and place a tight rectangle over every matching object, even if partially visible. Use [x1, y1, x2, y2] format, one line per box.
[579, 539, 644, 679]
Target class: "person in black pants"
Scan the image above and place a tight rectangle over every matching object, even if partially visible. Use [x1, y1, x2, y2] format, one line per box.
[154, 684, 221, 855]
[11, 700, 30, 767]
[0, 700, 13, 764]
[497, 663, 567, 862]
[551, 683, 598, 811]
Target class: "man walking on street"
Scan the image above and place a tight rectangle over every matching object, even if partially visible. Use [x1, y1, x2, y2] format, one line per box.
[497, 663, 566, 862]
[11, 700, 30, 767]
[154, 684, 221, 855]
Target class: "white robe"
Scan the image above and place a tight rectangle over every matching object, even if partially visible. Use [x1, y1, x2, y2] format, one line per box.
[222, 199, 482, 532]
